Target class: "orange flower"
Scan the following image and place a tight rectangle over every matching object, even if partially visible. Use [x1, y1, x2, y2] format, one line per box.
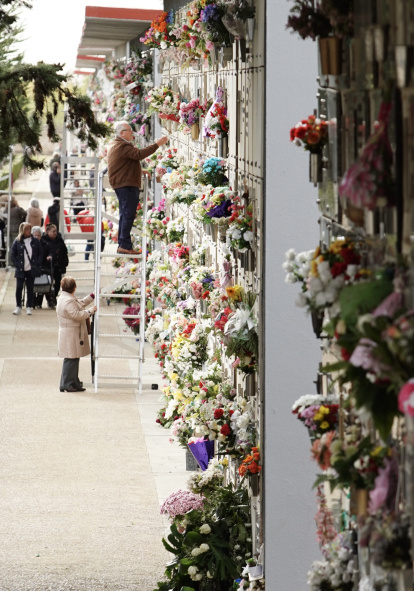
[243, 455, 254, 464]
[238, 464, 248, 476]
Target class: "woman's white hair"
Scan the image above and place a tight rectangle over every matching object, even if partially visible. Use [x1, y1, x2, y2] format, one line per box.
[115, 121, 130, 136]
[30, 198, 39, 208]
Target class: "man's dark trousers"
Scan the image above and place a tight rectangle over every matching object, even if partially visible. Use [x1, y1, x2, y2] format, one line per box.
[115, 186, 140, 250]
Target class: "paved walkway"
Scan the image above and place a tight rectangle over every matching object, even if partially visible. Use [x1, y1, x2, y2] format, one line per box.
[0, 167, 188, 590]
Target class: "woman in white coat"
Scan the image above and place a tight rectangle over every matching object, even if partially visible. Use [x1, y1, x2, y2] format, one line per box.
[56, 276, 97, 392]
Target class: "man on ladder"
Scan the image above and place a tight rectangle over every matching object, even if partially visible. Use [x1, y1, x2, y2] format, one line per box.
[107, 121, 168, 255]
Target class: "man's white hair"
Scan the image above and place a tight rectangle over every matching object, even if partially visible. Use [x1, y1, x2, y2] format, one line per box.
[115, 121, 130, 136]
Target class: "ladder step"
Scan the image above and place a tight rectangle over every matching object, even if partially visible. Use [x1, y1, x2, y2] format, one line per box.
[99, 313, 141, 318]
[100, 273, 140, 278]
[96, 374, 140, 380]
[100, 253, 142, 259]
[100, 293, 141, 299]
[98, 333, 139, 338]
[97, 354, 138, 359]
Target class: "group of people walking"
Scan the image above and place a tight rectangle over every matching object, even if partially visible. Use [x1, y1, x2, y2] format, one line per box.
[11, 221, 68, 315]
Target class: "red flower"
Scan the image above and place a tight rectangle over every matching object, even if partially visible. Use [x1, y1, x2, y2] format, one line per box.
[330, 262, 347, 278]
[220, 424, 231, 436]
[294, 125, 307, 140]
[341, 347, 351, 361]
[214, 408, 224, 419]
[229, 410, 234, 416]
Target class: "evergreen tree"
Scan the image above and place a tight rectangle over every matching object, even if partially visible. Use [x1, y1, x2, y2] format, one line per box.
[0, 0, 109, 169]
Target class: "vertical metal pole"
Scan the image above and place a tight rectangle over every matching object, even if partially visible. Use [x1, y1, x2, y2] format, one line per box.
[60, 109, 67, 238]
[138, 177, 149, 395]
[94, 168, 106, 393]
[6, 147, 13, 269]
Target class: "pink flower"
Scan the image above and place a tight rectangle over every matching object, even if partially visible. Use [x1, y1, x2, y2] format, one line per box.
[206, 40, 214, 50]
[398, 380, 414, 416]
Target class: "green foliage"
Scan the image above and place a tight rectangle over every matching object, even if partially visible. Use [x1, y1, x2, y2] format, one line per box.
[0, 1, 110, 169]
[154, 483, 250, 591]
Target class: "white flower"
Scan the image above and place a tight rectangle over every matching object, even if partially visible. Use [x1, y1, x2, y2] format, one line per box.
[199, 543, 209, 553]
[188, 566, 198, 576]
[243, 231, 253, 242]
[160, 41, 167, 49]
[295, 293, 308, 308]
[282, 261, 294, 272]
[191, 548, 202, 556]
[194, 574, 203, 581]
[206, 571, 213, 579]
[285, 248, 296, 261]
[231, 228, 242, 240]
[284, 273, 296, 284]
[200, 524, 211, 534]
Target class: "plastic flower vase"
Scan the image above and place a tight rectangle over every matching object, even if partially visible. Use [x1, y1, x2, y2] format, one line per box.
[188, 439, 215, 471]
[311, 309, 324, 339]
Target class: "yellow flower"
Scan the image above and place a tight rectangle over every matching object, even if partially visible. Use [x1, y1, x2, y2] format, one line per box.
[174, 391, 183, 401]
[213, 385, 219, 393]
[310, 259, 319, 277]
[221, 458, 229, 466]
[370, 446, 384, 457]
[319, 406, 330, 415]
[314, 413, 322, 422]
[320, 421, 330, 430]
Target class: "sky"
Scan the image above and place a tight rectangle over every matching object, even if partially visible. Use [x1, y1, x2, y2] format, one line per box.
[17, 0, 163, 73]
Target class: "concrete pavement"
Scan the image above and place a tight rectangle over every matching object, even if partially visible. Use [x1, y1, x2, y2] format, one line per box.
[0, 167, 188, 590]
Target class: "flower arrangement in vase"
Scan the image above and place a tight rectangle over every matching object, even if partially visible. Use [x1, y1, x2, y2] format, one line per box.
[196, 156, 228, 187]
[290, 114, 328, 154]
[139, 10, 176, 49]
[226, 198, 254, 251]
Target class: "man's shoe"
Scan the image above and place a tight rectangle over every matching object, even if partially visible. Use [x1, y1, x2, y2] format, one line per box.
[117, 247, 140, 255]
[26, 307, 33, 315]
[60, 387, 78, 392]
[13, 307, 21, 315]
[77, 387, 86, 392]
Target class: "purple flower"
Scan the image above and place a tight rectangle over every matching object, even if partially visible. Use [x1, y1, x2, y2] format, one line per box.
[206, 200, 232, 218]
[201, 4, 220, 23]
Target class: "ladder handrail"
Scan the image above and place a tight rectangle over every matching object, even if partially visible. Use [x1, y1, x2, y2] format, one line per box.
[93, 167, 106, 392]
[138, 176, 149, 395]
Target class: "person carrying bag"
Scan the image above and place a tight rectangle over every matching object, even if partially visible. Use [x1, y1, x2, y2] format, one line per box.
[11, 222, 42, 315]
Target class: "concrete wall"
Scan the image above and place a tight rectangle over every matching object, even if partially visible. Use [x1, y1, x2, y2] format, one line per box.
[264, 2, 321, 589]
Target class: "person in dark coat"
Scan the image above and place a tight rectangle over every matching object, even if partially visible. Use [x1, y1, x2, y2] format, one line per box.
[41, 224, 69, 308]
[49, 162, 61, 197]
[45, 197, 71, 234]
[11, 222, 42, 315]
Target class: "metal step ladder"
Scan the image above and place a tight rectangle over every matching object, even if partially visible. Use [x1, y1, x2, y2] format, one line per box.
[93, 169, 149, 393]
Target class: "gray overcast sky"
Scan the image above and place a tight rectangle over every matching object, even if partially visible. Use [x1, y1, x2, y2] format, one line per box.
[18, 0, 163, 73]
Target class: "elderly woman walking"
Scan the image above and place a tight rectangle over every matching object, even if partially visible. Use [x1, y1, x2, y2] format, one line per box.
[26, 198, 44, 228]
[11, 222, 42, 315]
[56, 276, 97, 392]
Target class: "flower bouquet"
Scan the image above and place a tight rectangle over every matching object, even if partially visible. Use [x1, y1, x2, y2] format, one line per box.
[146, 198, 169, 241]
[139, 10, 176, 49]
[226, 199, 254, 251]
[145, 85, 180, 123]
[203, 87, 229, 139]
[199, 2, 231, 47]
[179, 98, 208, 133]
[197, 156, 228, 187]
[290, 114, 328, 154]
[223, 289, 258, 374]
[292, 394, 339, 438]
[166, 217, 186, 243]
[238, 447, 261, 477]
[188, 437, 215, 470]
[283, 239, 362, 319]
[194, 186, 234, 225]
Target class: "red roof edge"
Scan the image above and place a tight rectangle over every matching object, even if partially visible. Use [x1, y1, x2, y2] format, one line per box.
[77, 54, 106, 62]
[74, 70, 94, 75]
[85, 6, 163, 21]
